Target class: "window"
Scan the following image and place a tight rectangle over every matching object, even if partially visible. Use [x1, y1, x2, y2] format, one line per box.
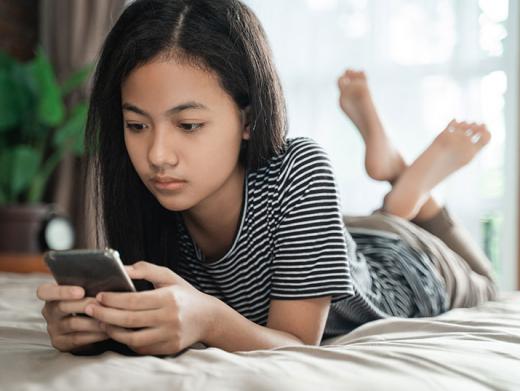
[245, 0, 518, 289]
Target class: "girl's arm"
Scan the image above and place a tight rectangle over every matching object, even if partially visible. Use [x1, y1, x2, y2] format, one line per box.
[85, 262, 332, 355]
[203, 295, 332, 352]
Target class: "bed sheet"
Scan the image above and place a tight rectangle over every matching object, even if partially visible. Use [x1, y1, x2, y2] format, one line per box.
[1, 272, 519, 391]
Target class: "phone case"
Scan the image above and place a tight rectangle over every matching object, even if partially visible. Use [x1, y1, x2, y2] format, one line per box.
[43, 248, 137, 297]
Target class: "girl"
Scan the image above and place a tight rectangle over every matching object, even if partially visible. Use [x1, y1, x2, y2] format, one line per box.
[37, 0, 497, 356]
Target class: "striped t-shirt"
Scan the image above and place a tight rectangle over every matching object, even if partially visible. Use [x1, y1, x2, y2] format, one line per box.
[173, 136, 447, 341]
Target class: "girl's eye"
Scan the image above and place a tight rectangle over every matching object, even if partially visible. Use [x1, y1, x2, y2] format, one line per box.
[180, 123, 203, 132]
[125, 122, 202, 133]
[125, 123, 147, 132]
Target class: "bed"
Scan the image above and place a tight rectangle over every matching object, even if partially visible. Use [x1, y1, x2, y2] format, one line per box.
[1, 271, 519, 391]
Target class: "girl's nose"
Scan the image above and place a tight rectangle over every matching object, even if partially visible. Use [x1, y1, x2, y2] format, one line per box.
[148, 126, 180, 168]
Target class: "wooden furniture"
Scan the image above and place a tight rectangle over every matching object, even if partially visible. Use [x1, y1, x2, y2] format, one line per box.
[0, 253, 50, 274]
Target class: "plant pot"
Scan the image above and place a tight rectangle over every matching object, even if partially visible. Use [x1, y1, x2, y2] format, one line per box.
[0, 203, 53, 253]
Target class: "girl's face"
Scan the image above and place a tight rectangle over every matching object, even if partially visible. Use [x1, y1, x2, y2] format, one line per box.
[121, 59, 250, 212]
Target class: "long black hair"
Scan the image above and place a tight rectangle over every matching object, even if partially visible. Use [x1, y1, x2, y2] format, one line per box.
[84, 0, 288, 271]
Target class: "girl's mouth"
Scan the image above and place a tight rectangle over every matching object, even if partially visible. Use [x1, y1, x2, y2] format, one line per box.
[152, 180, 187, 191]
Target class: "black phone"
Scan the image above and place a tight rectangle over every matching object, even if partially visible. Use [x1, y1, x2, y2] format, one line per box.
[43, 248, 137, 298]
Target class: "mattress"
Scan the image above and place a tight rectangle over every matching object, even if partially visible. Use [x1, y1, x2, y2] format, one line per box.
[1, 272, 519, 391]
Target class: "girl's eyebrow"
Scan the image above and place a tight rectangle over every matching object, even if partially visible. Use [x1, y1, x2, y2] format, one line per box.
[122, 101, 210, 118]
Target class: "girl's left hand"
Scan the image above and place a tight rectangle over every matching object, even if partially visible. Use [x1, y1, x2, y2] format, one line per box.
[84, 261, 216, 356]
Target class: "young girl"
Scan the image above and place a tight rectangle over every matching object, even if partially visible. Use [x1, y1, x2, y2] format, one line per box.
[37, 0, 497, 356]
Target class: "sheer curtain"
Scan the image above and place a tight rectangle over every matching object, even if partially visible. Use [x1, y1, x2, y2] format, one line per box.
[244, 0, 518, 290]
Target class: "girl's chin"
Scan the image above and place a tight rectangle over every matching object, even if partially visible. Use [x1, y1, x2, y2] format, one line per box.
[154, 194, 192, 213]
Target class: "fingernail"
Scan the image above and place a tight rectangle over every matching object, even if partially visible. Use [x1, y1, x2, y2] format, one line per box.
[96, 293, 103, 302]
[85, 305, 94, 316]
[72, 288, 83, 297]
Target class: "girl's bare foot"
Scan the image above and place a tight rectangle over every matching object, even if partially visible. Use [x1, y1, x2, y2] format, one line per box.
[383, 120, 492, 220]
[432, 120, 492, 167]
[338, 69, 406, 182]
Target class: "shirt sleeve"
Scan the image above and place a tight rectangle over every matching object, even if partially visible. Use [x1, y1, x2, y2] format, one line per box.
[271, 139, 354, 303]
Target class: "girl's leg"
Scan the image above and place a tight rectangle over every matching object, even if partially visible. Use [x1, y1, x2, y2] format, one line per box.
[381, 120, 491, 221]
[411, 206, 496, 280]
[380, 122, 497, 298]
[338, 70, 406, 184]
[337, 70, 441, 221]
[338, 70, 495, 284]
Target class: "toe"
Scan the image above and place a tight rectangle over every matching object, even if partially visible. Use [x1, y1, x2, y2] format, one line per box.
[338, 75, 350, 88]
[446, 119, 457, 132]
[473, 123, 486, 134]
[457, 121, 469, 133]
[350, 70, 362, 79]
[477, 127, 492, 146]
[465, 122, 478, 137]
[469, 123, 491, 147]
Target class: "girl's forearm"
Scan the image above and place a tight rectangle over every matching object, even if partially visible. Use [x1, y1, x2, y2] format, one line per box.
[202, 295, 305, 352]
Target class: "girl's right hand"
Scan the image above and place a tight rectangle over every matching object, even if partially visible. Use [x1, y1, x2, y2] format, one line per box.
[36, 282, 110, 352]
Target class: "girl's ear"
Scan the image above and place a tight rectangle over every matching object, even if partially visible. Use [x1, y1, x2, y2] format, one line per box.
[242, 106, 251, 140]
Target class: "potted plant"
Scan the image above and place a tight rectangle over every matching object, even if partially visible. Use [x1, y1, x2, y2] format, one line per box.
[0, 46, 92, 253]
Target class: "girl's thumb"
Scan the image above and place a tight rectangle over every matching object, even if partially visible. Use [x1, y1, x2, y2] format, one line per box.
[126, 261, 178, 286]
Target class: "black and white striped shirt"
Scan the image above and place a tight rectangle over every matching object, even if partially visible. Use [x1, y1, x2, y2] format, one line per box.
[174, 136, 447, 340]
[175, 137, 355, 325]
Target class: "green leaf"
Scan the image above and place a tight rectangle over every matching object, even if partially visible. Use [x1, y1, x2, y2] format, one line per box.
[0, 48, 91, 203]
[0, 50, 18, 131]
[0, 68, 19, 131]
[29, 46, 65, 127]
[9, 146, 41, 199]
[53, 102, 88, 155]
[60, 63, 94, 97]
[26, 173, 47, 203]
[12, 64, 39, 138]
[26, 148, 63, 203]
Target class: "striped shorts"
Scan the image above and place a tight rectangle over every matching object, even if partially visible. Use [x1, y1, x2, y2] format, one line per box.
[323, 228, 449, 339]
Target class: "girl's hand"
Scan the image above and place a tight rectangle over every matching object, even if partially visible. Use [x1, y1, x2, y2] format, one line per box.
[84, 261, 216, 356]
[36, 283, 109, 352]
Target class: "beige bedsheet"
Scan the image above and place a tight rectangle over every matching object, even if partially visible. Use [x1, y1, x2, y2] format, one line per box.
[1, 272, 519, 391]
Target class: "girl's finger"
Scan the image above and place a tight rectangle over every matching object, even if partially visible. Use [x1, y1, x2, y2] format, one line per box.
[126, 261, 178, 286]
[96, 289, 163, 311]
[104, 324, 166, 350]
[86, 304, 162, 329]
[57, 297, 99, 315]
[56, 332, 109, 351]
[59, 314, 105, 334]
[37, 283, 84, 301]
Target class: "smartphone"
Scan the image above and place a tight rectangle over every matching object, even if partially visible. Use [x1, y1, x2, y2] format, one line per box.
[43, 248, 137, 298]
